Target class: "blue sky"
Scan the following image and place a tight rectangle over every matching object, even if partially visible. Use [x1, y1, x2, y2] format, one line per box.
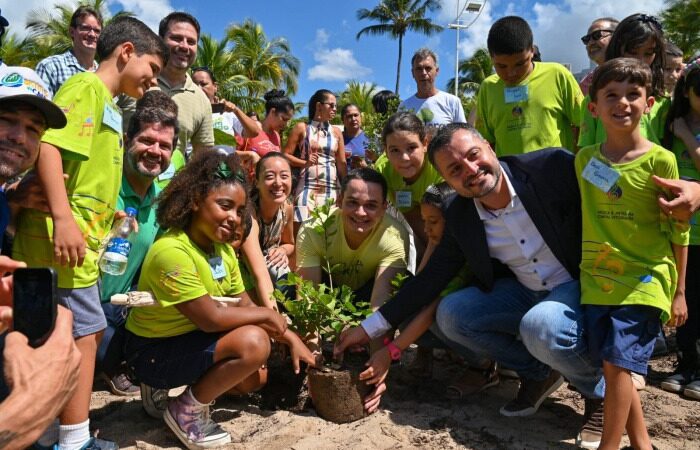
[3, 0, 667, 107]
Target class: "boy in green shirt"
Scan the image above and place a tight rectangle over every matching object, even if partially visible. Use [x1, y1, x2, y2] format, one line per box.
[13, 17, 167, 450]
[575, 58, 689, 450]
[475, 16, 583, 156]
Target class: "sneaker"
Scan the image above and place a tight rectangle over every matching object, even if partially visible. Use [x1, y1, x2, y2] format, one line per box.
[78, 437, 119, 450]
[101, 372, 140, 397]
[661, 369, 694, 393]
[446, 362, 499, 399]
[575, 397, 603, 449]
[497, 366, 519, 379]
[631, 372, 646, 391]
[683, 375, 700, 400]
[164, 389, 231, 450]
[141, 383, 169, 419]
[499, 370, 564, 417]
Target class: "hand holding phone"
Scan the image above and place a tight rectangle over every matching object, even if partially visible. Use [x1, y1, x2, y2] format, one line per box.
[12, 268, 58, 347]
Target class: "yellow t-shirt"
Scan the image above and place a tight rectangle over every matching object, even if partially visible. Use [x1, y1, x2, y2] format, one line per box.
[296, 208, 407, 290]
[476, 62, 584, 156]
[669, 135, 700, 244]
[576, 144, 689, 322]
[374, 153, 443, 213]
[126, 229, 245, 338]
[13, 72, 123, 288]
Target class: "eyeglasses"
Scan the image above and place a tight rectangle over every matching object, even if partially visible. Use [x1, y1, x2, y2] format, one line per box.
[321, 102, 337, 109]
[75, 24, 101, 35]
[581, 29, 613, 45]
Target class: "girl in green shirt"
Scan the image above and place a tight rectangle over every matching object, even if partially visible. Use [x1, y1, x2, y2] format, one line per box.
[125, 152, 314, 450]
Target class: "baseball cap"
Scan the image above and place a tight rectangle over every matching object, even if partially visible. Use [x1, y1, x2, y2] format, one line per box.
[0, 66, 67, 129]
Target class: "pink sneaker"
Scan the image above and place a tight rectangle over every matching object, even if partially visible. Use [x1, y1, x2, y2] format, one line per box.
[163, 388, 231, 449]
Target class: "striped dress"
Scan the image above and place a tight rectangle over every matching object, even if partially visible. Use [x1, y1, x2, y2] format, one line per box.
[293, 120, 340, 222]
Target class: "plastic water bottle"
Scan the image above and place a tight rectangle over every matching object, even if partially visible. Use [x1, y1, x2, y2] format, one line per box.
[99, 207, 138, 276]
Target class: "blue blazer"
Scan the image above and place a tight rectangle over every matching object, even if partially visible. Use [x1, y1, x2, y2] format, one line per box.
[379, 148, 582, 327]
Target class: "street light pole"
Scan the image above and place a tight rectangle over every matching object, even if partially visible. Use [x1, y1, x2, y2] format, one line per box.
[447, 1, 486, 97]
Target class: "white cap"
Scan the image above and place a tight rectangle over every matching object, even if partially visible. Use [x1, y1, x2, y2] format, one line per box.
[0, 66, 67, 128]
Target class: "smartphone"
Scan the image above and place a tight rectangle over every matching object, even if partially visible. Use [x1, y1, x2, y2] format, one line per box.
[12, 268, 58, 348]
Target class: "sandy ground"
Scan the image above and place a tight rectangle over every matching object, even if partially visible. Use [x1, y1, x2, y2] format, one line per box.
[88, 344, 700, 450]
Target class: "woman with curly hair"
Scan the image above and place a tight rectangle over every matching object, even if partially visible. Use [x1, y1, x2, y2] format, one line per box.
[124, 151, 314, 450]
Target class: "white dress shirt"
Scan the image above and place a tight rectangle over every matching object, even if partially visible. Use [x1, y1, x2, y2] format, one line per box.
[361, 165, 573, 339]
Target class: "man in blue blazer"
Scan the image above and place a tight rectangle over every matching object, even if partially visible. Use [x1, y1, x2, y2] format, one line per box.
[339, 123, 604, 447]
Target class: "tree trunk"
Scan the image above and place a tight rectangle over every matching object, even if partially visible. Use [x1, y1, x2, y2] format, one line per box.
[395, 34, 403, 95]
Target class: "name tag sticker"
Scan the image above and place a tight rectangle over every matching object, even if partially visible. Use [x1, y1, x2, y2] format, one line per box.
[158, 162, 176, 181]
[209, 256, 226, 280]
[102, 104, 122, 132]
[504, 85, 528, 103]
[396, 190, 412, 208]
[582, 157, 620, 193]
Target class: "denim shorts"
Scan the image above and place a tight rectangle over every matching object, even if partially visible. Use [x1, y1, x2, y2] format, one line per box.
[585, 304, 662, 375]
[58, 285, 107, 338]
[125, 329, 219, 389]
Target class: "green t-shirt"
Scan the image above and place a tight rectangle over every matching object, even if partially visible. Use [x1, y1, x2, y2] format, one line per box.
[296, 208, 407, 290]
[13, 72, 123, 288]
[668, 135, 700, 245]
[126, 229, 245, 338]
[99, 175, 161, 303]
[374, 154, 443, 213]
[578, 96, 669, 148]
[476, 62, 584, 156]
[575, 144, 689, 322]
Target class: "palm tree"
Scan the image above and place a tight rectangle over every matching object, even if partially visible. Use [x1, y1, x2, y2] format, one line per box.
[0, 33, 36, 67]
[225, 19, 300, 100]
[661, 0, 700, 58]
[338, 80, 379, 113]
[356, 0, 443, 95]
[445, 48, 493, 97]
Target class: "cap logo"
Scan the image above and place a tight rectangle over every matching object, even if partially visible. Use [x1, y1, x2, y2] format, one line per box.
[0, 73, 23, 88]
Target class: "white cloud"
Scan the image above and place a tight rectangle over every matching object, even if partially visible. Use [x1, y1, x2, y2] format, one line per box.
[307, 28, 372, 82]
[1, 0, 48, 37]
[112, 0, 174, 32]
[0, 0, 174, 37]
[439, 0, 667, 73]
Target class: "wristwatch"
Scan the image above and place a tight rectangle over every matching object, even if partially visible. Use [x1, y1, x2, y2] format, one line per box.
[383, 337, 402, 361]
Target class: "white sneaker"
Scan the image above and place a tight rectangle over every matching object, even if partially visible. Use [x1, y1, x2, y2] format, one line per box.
[164, 389, 231, 450]
[631, 372, 646, 391]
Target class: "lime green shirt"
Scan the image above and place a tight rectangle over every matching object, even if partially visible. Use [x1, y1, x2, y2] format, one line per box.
[575, 144, 689, 322]
[374, 154, 443, 213]
[126, 229, 245, 338]
[99, 175, 161, 303]
[578, 96, 669, 148]
[296, 208, 407, 290]
[14, 73, 123, 288]
[668, 135, 700, 245]
[476, 62, 584, 156]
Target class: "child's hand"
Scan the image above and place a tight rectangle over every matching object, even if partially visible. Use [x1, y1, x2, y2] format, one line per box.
[265, 247, 288, 269]
[670, 291, 688, 328]
[286, 332, 316, 374]
[359, 347, 391, 385]
[671, 117, 693, 140]
[53, 216, 86, 267]
[259, 309, 288, 339]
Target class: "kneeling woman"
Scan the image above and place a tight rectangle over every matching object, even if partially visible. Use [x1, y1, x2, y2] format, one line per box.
[125, 152, 314, 450]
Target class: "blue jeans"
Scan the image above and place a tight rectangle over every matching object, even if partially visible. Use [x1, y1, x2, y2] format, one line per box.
[437, 278, 604, 398]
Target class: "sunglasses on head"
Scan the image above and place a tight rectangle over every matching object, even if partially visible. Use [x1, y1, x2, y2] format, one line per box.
[581, 29, 614, 45]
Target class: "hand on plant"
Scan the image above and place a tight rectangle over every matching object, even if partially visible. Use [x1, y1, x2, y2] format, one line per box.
[265, 247, 288, 269]
[286, 332, 316, 374]
[363, 381, 386, 414]
[258, 310, 288, 339]
[359, 347, 390, 385]
[669, 291, 688, 328]
[334, 325, 370, 358]
[53, 215, 86, 267]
